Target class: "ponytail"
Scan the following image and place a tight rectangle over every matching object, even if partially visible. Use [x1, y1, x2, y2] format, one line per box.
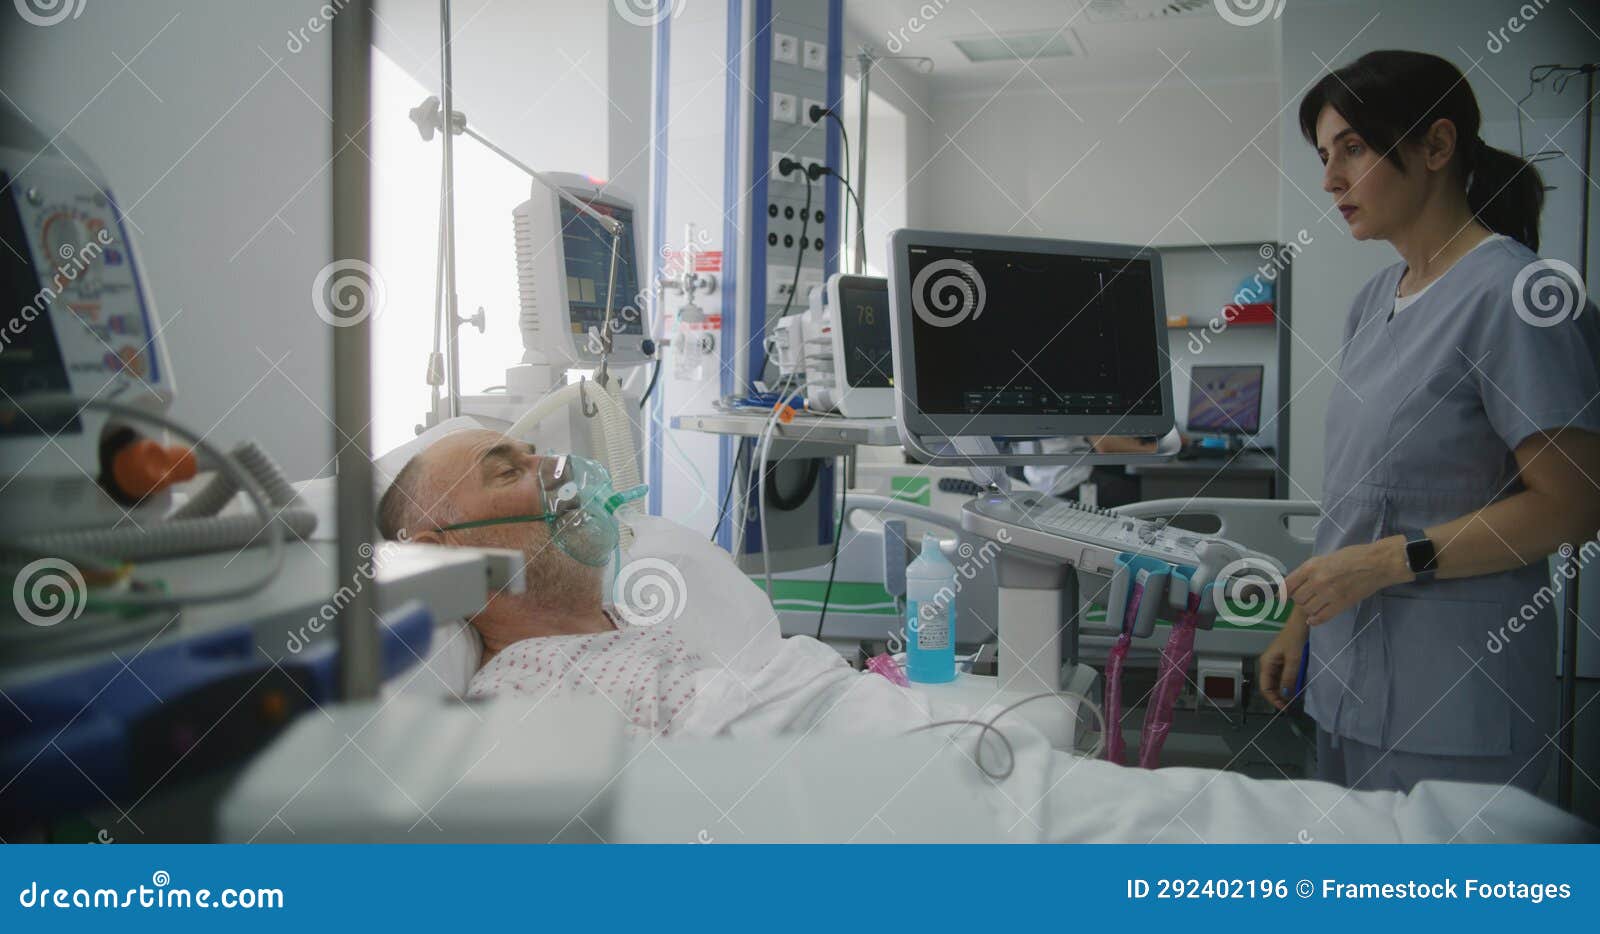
[1300, 51, 1545, 251]
[1465, 139, 1544, 252]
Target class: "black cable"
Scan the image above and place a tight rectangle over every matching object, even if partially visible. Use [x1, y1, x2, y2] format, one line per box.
[711, 438, 747, 542]
[763, 456, 820, 511]
[810, 163, 863, 245]
[637, 357, 662, 410]
[816, 452, 849, 640]
[818, 107, 851, 256]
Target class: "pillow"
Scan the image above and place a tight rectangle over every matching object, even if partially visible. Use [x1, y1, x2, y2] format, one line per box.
[292, 415, 489, 539]
[615, 514, 782, 676]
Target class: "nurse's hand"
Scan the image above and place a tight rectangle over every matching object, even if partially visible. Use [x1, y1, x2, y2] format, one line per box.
[1257, 610, 1308, 711]
[1283, 538, 1410, 626]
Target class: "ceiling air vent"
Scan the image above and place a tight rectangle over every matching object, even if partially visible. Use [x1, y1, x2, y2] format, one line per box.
[951, 29, 1086, 64]
[1083, 0, 1213, 23]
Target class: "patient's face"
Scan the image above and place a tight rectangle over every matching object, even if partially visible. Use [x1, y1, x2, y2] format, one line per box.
[414, 429, 600, 593]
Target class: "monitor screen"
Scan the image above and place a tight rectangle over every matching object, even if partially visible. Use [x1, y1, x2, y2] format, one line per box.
[1186, 364, 1263, 434]
[560, 199, 642, 340]
[903, 243, 1165, 421]
[0, 180, 75, 436]
[836, 276, 893, 389]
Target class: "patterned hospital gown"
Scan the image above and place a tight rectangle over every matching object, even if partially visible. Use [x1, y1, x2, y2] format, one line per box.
[467, 622, 707, 736]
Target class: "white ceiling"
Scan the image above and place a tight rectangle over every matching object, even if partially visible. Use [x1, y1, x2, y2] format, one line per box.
[842, 0, 1280, 94]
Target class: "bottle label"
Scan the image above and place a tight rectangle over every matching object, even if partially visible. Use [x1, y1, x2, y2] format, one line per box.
[913, 600, 951, 651]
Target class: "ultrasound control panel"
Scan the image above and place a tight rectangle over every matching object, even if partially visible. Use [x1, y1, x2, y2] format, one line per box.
[962, 491, 1204, 576]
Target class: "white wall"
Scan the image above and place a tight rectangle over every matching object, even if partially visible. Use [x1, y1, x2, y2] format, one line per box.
[1, 1, 337, 478]
[914, 78, 1282, 245]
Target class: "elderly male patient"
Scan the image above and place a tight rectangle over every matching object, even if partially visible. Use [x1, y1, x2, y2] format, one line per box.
[379, 428, 953, 741]
[377, 429, 713, 734]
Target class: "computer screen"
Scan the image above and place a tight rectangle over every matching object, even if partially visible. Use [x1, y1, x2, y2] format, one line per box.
[836, 276, 893, 389]
[897, 239, 1167, 434]
[560, 199, 642, 340]
[1185, 364, 1263, 434]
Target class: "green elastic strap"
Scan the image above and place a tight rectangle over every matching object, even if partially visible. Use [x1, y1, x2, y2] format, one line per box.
[433, 513, 554, 534]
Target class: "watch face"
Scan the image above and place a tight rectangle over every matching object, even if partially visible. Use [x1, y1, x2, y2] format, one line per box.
[1406, 536, 1437, 573]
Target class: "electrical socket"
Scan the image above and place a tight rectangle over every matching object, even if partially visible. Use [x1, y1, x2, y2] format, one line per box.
[772, 92, 798, 124]
[802, 39, 826, 71]
[802, 98, 824, 125]
[773, 32, 799, 65]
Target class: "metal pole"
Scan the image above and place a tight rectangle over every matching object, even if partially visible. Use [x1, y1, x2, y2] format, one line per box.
[331, 0, 381, 699]
[854, 49, 870, 275]
[440, 0, 462, 417]
[1556, 66, 1593, 811]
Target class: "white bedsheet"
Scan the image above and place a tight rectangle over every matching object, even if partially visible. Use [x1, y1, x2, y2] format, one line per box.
[473, 626, 1595, 842]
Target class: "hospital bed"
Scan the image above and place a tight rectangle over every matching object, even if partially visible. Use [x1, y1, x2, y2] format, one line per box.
[201, 417, 1593, 844]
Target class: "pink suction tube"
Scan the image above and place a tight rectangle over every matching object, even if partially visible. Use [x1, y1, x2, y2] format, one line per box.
[1102, 575, 1145, 765]
[1138, 597, 1200, 769]
[1102, 630, 1133, 764]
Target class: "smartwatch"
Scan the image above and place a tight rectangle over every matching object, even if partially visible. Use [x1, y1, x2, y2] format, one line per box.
[1402, 530, 1438, 583]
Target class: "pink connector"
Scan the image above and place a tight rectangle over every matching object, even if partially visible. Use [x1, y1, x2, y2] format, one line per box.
[866, 653, 910, 687]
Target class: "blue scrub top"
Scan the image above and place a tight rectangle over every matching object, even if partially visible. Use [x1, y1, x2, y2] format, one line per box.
[1308, 236, 1600, 759]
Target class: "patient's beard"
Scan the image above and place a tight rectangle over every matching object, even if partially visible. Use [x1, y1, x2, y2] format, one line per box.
[466, 525, 611, 655]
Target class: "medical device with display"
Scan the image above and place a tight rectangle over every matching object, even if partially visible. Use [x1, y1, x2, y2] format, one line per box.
[512, 174, 648, 374]
[825, 273, 894, 418]
[887, 229, 1175, 447]
[0, 101, 177, 535]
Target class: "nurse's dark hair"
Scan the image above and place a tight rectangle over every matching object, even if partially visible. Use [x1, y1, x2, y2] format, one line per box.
[1298, 50, 1543, 251]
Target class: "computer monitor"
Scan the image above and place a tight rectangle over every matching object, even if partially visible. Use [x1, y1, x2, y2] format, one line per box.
[886, 229, 1175, 441]
[1185, 364, 1263, 435]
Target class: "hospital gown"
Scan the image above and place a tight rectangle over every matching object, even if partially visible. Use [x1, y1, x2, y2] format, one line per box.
[468, 624, 710, 736]
[467, 620, 962, 740]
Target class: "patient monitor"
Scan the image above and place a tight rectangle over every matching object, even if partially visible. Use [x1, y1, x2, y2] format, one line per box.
[455, 174, 650, 472]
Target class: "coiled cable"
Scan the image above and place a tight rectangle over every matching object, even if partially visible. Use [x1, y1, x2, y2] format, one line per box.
[1, 395, 290, 609]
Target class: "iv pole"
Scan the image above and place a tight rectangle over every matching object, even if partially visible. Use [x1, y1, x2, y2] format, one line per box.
[420, 0, 627, 431]
[851, 48, 932, 274]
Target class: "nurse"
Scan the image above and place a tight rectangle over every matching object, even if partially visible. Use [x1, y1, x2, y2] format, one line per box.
[1257, 51, 1600, 792]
